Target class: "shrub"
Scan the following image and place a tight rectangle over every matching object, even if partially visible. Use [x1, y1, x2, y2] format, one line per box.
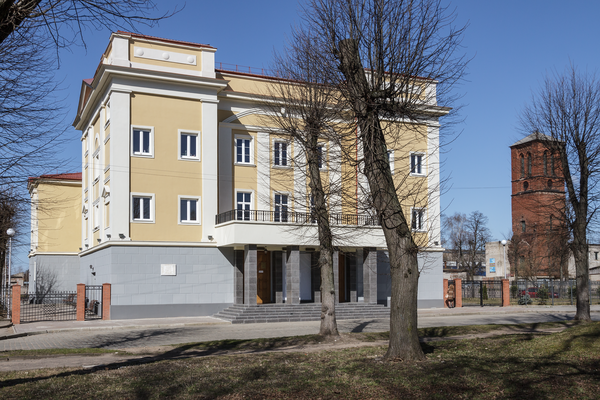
[537, 286, 549, 305]
[518, 294, 532, 305]
[510, 284, 518, 299]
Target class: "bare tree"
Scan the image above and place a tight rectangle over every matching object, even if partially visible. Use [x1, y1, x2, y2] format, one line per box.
[520, 65, 600, 321]
[443, 211, 491, 278]
[301, 0, 468, 360]
[259, 30, 345, 336]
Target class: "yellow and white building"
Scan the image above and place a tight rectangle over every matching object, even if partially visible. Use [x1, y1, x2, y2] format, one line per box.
[32, 32, 446, 319]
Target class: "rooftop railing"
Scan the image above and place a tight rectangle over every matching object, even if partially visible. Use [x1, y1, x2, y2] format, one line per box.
[215, 209, 380, 227]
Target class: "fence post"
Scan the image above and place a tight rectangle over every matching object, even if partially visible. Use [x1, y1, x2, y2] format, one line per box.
[502, 279, 510, 307]
[11, 284, 21, 325]
[443, 279, 448, 308]
[479, 281, 483, 307]
[455, 279, 462, 308]
[77, 284, 85, 321]
[102, 283, 111, 320]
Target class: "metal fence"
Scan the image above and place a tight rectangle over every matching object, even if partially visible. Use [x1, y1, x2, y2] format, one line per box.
[85, 285, 103, 320]
[0, 287, 9, 319]
[20, 291, 77, 322]
[461, 280, 503, 307]
[509, 279, 600, 306]
[215, 209, 380, 226]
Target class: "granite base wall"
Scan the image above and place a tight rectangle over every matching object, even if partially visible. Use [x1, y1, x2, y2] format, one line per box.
[80, 245, 235, 319]
[29, 254, 80, 292]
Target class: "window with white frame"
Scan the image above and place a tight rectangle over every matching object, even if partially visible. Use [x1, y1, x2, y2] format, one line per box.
[411, 208, 425, 231]
[131, 194, 154, 222]
[387, 149, 395, 174]
[273, 140, 289, 167]
[274, 193, 289, 222]
[132, 127, 153, 157]
[180, 131, 200, 160]
[179, 196, 200, 224]
[410, 153, 424, 175]
[236, 192, 252, 220]
[235, 136, 252, 164]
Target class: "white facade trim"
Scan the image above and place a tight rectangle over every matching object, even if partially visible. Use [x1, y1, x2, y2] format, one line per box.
[427, 123, 442, 247]
[256, 131, 270, 211]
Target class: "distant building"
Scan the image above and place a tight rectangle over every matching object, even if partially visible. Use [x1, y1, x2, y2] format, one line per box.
[485, 241, 510, 279]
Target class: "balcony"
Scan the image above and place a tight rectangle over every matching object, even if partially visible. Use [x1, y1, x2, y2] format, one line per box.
[214, 210, 386, 248]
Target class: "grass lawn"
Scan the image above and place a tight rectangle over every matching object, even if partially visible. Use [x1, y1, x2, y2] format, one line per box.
[1, 322, 599, 399]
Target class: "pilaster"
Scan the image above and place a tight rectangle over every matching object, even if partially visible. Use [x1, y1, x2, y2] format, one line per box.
[286, 246, 300, 304]
[363, 247, 378, 304]
[244, 245, 257, 305]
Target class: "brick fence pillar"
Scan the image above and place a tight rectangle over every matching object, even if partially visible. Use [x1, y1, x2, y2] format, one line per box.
[502, 279, 510, 307]
[76, 284, 85, 321]
[11, 284, 21, 325]
[102, 283, 111, 320]
[443, 279, 449, 308]
[455, 279, 462, 308]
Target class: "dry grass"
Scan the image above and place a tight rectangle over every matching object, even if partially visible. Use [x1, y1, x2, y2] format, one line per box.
[1, 321, 599, 399]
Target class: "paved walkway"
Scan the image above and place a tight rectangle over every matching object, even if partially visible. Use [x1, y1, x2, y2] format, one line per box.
[0, 305, 598, 352]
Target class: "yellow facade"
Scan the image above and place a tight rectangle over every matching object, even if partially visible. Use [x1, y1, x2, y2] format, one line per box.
[30, 178, 82, 254]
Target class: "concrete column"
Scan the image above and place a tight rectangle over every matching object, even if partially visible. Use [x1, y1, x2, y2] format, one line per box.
[348, 254, 357, 302]
[244, 245, 257, 305]
[311, 252, 321, 303]
[333, 250, 339, 304]
[363, 247, 378, 304]
[286, 246, 300, 305]
[102, 283, 111, 320]
[455, 279, 463, 308]
[77, 283, 85, 321]
[11, 285, 20, 325]
[274, 251, 284, 303]
[356, 249, 364, 300]
[234, 250, 244, 304]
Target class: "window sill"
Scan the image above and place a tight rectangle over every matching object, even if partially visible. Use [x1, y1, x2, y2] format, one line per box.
[234, 163, 256, 167]
[410, 173, 426, 177]
[131, 219, 155, 224]
[179, 156, 201, 162]
[179, 221, 201, 225]
[272, 165, 292, 169]
[131, 153, 154, 159]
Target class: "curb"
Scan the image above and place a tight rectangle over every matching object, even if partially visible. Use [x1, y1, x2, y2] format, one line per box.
[13, 321, 230, 336]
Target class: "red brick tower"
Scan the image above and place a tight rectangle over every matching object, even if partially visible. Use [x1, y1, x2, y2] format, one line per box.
[510, 133, 568, 278]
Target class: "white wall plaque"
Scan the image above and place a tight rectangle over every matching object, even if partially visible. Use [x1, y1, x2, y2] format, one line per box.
[161, 264, 177, 276]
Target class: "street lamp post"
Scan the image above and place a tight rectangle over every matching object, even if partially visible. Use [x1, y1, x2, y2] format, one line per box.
[501, 239, 507, 280]
[6, 228, 15, 318]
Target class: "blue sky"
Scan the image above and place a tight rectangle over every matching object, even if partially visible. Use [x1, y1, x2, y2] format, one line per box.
[11, 0, 600, 270]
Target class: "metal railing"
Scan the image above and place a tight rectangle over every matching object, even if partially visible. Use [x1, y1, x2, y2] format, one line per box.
[216, 209, 380, 227]
[20, 291, 77, 322]
[509, 279, 600, 306]
[461, 280, 503, 307]
[85, 285, 103, 320]
[0, 287, 9, 319]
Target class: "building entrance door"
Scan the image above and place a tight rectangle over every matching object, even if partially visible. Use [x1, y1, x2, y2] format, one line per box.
[257, 251, 271, 304]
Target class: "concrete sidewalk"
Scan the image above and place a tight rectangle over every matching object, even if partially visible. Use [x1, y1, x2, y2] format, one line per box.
[3, 304, 598, 338]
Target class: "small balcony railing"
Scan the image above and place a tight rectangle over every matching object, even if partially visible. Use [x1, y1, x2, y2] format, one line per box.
[215, 209, 380, 227]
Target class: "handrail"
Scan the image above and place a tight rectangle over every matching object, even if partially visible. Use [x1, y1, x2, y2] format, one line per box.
[215, 209, 380, 226]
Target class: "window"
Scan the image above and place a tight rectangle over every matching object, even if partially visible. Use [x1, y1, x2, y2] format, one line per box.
[543, 151, 548, 176]
[132, 127, 153, 157]
[317, 144, 326, 169]
[411, 208, 425, 231]
[274, 193, 289, 222]
[527, 153, 532, 176]
[551, 154, 556, 176]
[548, 179, 553, 188]
[179, 131, 200, 160]
[410, 153, 424, 175]
[131, 193, 154, 222]
[523, 181, 529, 191]
[595, 252, 598, 261]
[387, 150, 395, 174]
[179, 197, 200, 224]
[236, 192, 252, 221]
[235, 136, 252, 164]
[273, 141, 289, 167]
[521, 220, 526, 233]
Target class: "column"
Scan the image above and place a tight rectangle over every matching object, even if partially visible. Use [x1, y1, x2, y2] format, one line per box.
[348, 253, 357, 302]
[244, 245, 257, 305]
[333, 251, 339, 304]
[443, 279, 449, 308]
[311, 252, 321, 303]
[11, 285, 21, 325]
[286, 246, 300, 305]
[102, 283, 111, 320]
[76, 283, 86, 321]
[274, 251, 284, 303]
[363, 247, 378, 304]
[234, 250, 244, 304]
[455, 279, 463, 308]
[502, 279, 510, 307]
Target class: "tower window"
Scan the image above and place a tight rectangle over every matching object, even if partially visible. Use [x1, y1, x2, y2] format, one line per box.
[521, 220, 526, 233]
[551, 154, 556, 176]
[548, 179, 553, 188]
[523, 181, 529, 191]
[527, 153, 532, 176]
[543, 152, 548, 176]
[520, 154, 524, 178]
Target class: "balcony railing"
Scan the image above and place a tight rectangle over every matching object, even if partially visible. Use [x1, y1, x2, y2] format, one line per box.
[215, 209, 380, 227]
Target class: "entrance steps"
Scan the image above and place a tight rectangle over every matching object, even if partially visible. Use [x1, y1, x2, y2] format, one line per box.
[214, 302, 390, 324]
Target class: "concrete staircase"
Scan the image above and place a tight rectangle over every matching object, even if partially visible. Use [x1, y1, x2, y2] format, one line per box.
[214, 302, 390, 324]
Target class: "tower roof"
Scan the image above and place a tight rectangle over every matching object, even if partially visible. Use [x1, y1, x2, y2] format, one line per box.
[510, 132, 557, 147]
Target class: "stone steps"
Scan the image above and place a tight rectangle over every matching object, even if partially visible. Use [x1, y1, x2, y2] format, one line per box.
[214, 303, 390, 324]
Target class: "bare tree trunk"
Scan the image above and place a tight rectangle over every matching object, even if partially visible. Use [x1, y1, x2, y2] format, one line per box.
[573, 225, 591, 321]
[337, 38, 424, 361]
[307, 129, 339, 336]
